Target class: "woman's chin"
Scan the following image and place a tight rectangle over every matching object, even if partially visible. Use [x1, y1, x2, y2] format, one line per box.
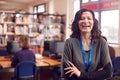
[81, 30, 91, 33]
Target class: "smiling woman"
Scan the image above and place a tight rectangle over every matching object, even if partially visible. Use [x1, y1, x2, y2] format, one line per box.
[79, 11, 94, 33]
[61, 8, 113, 80]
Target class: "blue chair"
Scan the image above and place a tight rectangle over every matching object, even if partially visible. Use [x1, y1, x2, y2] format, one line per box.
[12, 61, 38, 80]
[0, 49, 9, 56]
[112, 57, 120, 76]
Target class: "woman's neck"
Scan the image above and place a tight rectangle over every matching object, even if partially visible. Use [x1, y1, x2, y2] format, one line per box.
[81, 32, 91, 40]
[81, 32, 91, 50]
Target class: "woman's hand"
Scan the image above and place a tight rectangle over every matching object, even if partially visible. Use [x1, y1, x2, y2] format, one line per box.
[64, 61, 81, 77]
[97, 67, 103, 71]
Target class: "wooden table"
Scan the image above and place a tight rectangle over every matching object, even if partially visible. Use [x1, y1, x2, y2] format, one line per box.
[0, 55, 61, 68]
[0, 55, 61, 80]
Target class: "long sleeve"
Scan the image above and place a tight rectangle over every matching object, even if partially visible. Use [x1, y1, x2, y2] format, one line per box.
[61, 38, 113, 80]
[11, 53, 19, 67]
[79, 38, 113, 80]
[61, 38, 80, 80]
[80, 62, 112, 80]
[11, 49, 36, 67]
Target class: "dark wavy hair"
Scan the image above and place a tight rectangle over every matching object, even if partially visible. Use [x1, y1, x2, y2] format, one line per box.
[70, 8, 101, 43]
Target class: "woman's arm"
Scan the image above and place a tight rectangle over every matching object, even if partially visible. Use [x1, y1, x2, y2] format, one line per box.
[80, 62, 112, 80]
[79, 38, 113, 80]
[62, 39, 113, 80]
[11, 52, 19, 67]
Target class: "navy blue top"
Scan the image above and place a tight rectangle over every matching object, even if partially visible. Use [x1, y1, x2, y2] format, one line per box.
[11, 48, 36, 67]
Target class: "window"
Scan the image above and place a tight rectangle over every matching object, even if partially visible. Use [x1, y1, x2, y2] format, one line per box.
[101, 10, 119, 43]
[74, 0, 80, 15]
[81, 0, 119, 44]
[33, 4, 46, 21]
[34, 3, 46, 13]
[38, 4, 46, 13]
[91, 0, 98, 2]
[82, 0, 89, 3]
[94, 12, 99, 21]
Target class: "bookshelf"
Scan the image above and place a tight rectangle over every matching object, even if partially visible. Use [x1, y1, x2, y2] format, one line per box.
[0, 12, 65, 54]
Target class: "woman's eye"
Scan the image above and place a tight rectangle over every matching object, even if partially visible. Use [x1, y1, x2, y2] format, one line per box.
[81, 17, 85, 20]
[88, 17, 92, 20]
[81, 17, 93, 20]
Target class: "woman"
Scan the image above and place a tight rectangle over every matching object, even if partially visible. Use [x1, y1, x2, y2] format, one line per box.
[11, 35, 36, 67]
[61, 8, 113, 80]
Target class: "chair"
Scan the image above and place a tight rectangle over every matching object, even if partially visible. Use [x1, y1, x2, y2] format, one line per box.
[0, 49, 9, 56]
[112, 57, 120, 76]
[112, 57, 120, 79]
[12, 61, 38, 80]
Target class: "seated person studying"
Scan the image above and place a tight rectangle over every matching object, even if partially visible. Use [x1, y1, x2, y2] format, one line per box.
[11, 35, 36, 67]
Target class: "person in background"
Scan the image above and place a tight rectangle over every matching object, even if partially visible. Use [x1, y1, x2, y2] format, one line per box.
[11, 35, 36, 67]
[36, 30, 44, 54]
[61, 8, 113, 80]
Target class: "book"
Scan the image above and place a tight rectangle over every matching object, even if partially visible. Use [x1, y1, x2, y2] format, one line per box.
[15, 26, 24, 35]
[0, 24, 3, 34]
[7, 24, 14, 33]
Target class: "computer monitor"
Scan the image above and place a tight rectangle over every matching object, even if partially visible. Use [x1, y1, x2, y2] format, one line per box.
[6, 41, 21, 55]
[54, 42, 65, 54]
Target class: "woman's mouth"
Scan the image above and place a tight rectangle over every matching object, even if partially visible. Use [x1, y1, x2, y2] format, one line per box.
[82, 24, 90, 27]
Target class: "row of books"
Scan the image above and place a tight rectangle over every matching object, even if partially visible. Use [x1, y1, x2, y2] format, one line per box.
[0, 34, 44, 46]
[0, 13, 65, 25]
[0, 24, 62, 35]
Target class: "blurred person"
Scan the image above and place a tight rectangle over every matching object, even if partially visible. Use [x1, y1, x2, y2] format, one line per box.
[11, 35, 36, 67]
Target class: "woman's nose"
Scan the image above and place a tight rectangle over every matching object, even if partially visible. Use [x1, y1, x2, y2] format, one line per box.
[83, 18, 89, 22]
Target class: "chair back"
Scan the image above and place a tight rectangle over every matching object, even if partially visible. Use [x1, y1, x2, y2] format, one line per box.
[112, 57, 120, 70]
[112, 57, 120, 76]
[13, 61, 38, 80]
[0, 49, 9, 56]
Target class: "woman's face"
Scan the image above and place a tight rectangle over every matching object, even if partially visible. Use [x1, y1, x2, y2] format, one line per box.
[78, 11, 94, 33]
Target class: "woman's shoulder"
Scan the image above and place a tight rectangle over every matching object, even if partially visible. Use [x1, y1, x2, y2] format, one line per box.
[99, 37, 107, 43]
[66, 37, 79, 42]
[65, 38, 79, 46]
[16, 49, 30, 53]
[24, 49, 35, 53]
[95, 37, 107, 45]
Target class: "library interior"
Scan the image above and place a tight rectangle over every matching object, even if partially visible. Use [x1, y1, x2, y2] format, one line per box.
[0, 0, 120, 80]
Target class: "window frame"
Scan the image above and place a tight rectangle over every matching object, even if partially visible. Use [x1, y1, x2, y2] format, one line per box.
[34, 3, 46, 14]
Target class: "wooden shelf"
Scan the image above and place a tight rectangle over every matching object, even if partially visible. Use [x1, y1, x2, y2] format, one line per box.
[0, 12, 65, 53]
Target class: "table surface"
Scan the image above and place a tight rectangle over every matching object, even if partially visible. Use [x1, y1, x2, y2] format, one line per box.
[0, 55, 61, 69]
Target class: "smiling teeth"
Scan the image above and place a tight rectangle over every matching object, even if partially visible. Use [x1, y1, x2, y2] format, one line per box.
[82, 24, 89, 27]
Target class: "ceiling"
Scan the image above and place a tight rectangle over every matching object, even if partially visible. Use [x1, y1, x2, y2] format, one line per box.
[0, 0, 47, 12]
